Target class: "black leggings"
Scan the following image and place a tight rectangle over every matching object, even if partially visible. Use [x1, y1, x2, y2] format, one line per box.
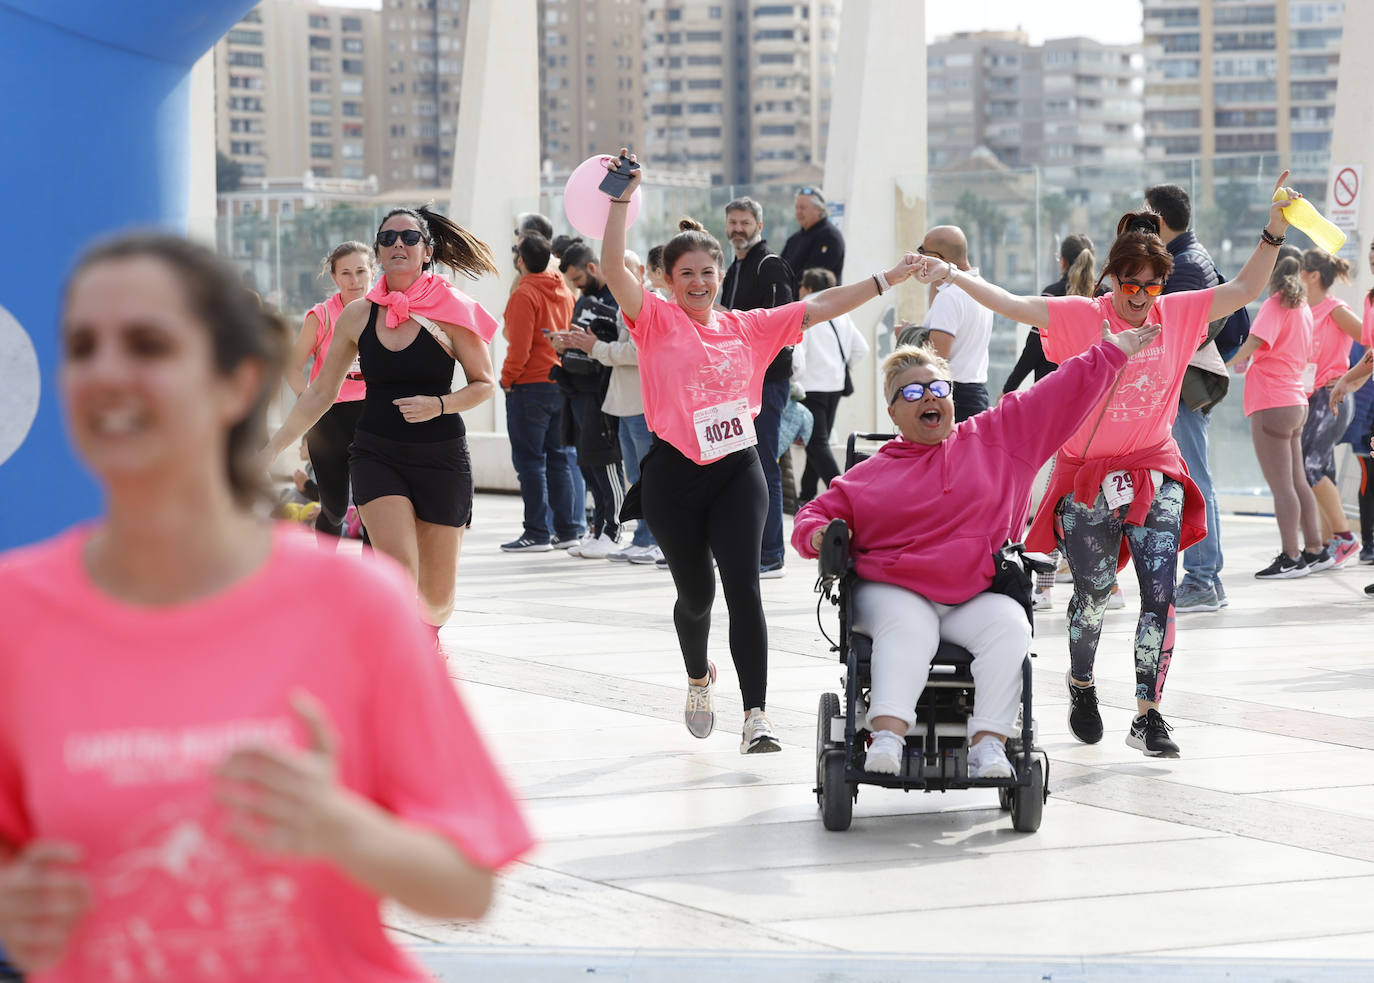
[800, 390, 842, 500]
[1359, 454, 1374, 548]
[640, 439, 770, 710]
[306, 400, 364, 541]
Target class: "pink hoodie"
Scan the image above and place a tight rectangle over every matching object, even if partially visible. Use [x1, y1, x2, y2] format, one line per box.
[792, 341, 1129, 605]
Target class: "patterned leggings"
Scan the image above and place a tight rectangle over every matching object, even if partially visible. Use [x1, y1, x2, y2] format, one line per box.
[1056, 479, 1185, 704]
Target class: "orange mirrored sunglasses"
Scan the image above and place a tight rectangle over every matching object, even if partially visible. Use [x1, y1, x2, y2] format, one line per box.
[1118, 280, 1164, 297]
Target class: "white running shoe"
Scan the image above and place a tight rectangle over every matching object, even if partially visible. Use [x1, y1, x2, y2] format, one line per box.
[566, 531, 596, 557]
[576, 533, 617, 559]
[630, 545, 665, 565]
[685, 661, 716, 738]
[1055, 557, 1074, 584]
[864, 730, 904, 775]
[1106, 582, 1125, 609]
[740, 708, 781, 754]
[607, 544, 642, 562]
[1033, 585, 1052, 611]
[967, 737, 1013, 779]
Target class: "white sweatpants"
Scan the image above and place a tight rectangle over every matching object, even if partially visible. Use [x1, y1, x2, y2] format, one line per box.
[851, 581, 1028, 738]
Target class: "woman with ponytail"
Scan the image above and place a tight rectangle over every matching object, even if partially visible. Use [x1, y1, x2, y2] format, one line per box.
[284, 241, 375, 547]
[598, 149, 922, 755]
[1227, 257, 1324, 577]
[265, 206, 501, 639]
[1002, 234, 1100, 396]
[914, 170, 1299, 758]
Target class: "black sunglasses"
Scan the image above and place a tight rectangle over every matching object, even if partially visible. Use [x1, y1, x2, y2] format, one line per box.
[889, 379, 952, 405]
[797, 186, 826, 203]
[376, 229, 425, 247]
[916, 245, 945, 261]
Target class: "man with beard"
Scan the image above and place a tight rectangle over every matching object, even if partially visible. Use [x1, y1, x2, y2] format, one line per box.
[721, 197, 794, 578]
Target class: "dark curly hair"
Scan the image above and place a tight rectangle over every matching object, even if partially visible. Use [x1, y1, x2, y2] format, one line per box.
[1097, 211, 1173, 292]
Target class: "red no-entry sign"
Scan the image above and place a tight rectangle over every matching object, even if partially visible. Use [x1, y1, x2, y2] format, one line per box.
[1333, 167, 1359, 208]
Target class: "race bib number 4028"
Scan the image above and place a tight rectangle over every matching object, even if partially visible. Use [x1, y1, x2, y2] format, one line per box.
[694, 398, 756, 460]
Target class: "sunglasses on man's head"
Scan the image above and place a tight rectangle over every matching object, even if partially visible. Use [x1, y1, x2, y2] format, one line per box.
[376, 229, 425, 247]
[1117, 280, 1164, 297]
[797, 186, 825, 203]
[916, 245, 945, 261]
[889, 379, 952, 405]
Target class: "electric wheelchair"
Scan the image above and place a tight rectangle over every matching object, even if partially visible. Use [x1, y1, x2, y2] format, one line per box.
[811, 433, 1051, 833]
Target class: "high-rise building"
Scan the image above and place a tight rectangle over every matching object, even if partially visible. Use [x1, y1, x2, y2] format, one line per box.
[927, 31, 1144, 172]
[539, 0, 645, 177]
[1142, 0, 1343, 178]
[378, 0, 466, 191]
[641, 0, 841, 187]
[214, 0, 383, 184]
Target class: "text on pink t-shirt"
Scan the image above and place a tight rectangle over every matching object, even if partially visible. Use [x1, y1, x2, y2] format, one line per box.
[1041, 289, 1213, 460]
[1309, 295, 1355, 389]
[0, 525, 532, 982]
[306, 293, 366, 403]
[625, 288, 805, 463]
[1242, 294, 1312, 416]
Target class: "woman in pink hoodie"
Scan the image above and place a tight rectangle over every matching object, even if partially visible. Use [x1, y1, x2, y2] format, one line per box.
[792, 325, 1159, 778]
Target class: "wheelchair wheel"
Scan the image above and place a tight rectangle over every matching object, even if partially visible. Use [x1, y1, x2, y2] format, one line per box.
[820, 751, 853, 831]
[816, 692, 840, 804]
[997, 787, 1012, 812]
[1009, 760, 1044, 833]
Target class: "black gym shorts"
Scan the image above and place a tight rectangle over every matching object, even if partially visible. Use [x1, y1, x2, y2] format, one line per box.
[349, 429, 474, 528]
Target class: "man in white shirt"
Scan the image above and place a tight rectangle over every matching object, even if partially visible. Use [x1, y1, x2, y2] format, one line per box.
[918, 225, 993, 421]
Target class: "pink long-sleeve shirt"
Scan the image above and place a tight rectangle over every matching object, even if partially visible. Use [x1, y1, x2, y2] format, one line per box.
[791, 341, 1129, 605]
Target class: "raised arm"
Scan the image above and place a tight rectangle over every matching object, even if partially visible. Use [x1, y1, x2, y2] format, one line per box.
[264, 301, 362, 464]
[801, 253, 923, 328]
[912, 258, 1051, 330]
[599, 148, 644, 321]
[1207, 170, 1294, 322]
[286, 311, 322, 396]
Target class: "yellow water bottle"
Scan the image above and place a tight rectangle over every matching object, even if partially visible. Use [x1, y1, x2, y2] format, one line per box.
[1273, 188, 1346, 254]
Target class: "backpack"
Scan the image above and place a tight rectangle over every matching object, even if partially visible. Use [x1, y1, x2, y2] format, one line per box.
[1212, 272, 1251, 363]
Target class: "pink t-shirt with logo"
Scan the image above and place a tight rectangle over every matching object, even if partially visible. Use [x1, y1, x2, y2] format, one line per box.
[306, 293, 366, 403]
[624, 288, 805, 464]
[1243, 294, 1313, 416]
[0, 525, 532, 983]
[1309, 295, 1355, 389]
[1041, 289, 1213, 460]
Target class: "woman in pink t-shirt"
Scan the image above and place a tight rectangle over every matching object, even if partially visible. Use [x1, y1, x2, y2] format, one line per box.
[912, 171, 1297, 758]
[284, 241, 374, 548]
[1298, 248, 1364, 563]
[598, 150, 921, 754]
[0, 235, 531, 981]
[1226, 258, 1323, 576]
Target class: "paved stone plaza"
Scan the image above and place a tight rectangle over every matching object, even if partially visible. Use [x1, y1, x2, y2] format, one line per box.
[388, 493, 1374, 979]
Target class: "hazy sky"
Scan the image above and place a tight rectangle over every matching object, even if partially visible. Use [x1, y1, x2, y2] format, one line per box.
[924, 0, 1144, 46]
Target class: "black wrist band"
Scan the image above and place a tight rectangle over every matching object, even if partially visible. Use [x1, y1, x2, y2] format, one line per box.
[436, 395, 444, 414]
[871, 274, 883, 295]
[1260, 228, 1285, 246]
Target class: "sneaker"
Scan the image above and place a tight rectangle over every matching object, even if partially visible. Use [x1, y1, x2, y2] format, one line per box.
[759, 559, 785, 579]
[1033, 585, 1053, 611]
[1055, 557, 1074, 583]
[550, 534, 582, 550]
[1065, 670, 1104, 744]
[655, 556, 670, 570]
[1106, 582, 1125, 609]
[1365, 582, 1374, 597]
[967, 737, 1013, 779]
[1214, 580, 1228, 608]
[740, 708, 781, 754]
[1330, 534, 1360, 568]
[1255, 552, 1309, 579]
[1126, 708, 1180, 757]
[1360, 545, 1374, 565]
[607, 544, 642, 562]
[628, 545, 664, 565]
[576, 533, 617, 560]
[500, 535, 554, 553]
[566, 531, 596, 557]
[684, 661, 716, 738]
[1174, 581, 1220, 613]
[1303, 546, 1335, 572]
[864, 729, 904, 775]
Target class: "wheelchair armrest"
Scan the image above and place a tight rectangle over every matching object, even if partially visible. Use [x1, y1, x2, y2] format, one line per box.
[818, 518, 851, 581]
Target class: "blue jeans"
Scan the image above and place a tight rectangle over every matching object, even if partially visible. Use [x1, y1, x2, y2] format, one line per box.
[1172, 398, 1223, 590]
[506, 384, 581, 542]
[754, 378, 789, 566]
[618, 413, 657, 547]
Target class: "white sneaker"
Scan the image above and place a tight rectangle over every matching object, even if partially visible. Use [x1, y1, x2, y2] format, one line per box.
[967, 737, 1013, 779]
[1106, 582, 1125, 609]
[1033, 585, 1052, 611]
[566, 531, 596, 557]
[740, 708, 781, 754]
[607, 544, 642, 562]
[685, 661, 716, 738]
[1055, 557, 1073, 584]
[629, 545, 664, 565]
[576, 533, 617, 559]
[864, 729, 904, 774]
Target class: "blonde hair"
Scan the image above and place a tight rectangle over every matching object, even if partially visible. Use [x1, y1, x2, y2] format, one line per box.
[882, 344, 952, 403]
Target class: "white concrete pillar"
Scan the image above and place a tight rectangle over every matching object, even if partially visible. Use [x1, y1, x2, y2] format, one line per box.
[449, 0, 541, 488]
[822, 0, 927, 437]
[1326, 1, 1374, 309]
[187, 50, 218, 247]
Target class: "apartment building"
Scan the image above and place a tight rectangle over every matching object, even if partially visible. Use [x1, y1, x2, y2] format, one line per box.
[214, 0, 383, 183]
[1142, 0, 1344, 179]
[379, 0, 465, 190]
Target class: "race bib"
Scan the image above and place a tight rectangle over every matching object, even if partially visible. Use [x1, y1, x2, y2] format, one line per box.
[1102, 469, 1135, 509]
[694, 398, 756, 460]
[1301, 362, 1317, 392]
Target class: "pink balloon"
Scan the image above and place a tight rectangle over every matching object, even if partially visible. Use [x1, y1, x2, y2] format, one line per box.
[563, 155, 642, 239]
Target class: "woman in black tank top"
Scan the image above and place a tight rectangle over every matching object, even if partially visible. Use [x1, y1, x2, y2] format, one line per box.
[265, 206, 500, 641]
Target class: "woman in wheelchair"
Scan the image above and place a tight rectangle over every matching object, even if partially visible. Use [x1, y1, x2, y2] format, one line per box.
[792, 325, 1160, 777]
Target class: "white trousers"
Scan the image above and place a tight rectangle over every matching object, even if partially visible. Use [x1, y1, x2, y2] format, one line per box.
[851, 581, 1028, 738]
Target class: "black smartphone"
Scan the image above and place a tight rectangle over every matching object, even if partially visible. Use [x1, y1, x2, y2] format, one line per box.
[597, 155, 639, 199]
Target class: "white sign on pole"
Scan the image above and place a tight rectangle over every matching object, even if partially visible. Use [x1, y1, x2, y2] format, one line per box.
[1327, 164, 1361, 264]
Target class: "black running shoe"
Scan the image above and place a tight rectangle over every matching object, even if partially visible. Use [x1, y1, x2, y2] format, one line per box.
[1255, 552, 1308, 579]
[1302, 546, 1335, 572]
[1126, 708, 1180, 757]
[1065, 670, 1104, 744]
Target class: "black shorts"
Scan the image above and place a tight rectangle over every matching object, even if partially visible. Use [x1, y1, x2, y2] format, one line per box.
[349, 429, 474, 528]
